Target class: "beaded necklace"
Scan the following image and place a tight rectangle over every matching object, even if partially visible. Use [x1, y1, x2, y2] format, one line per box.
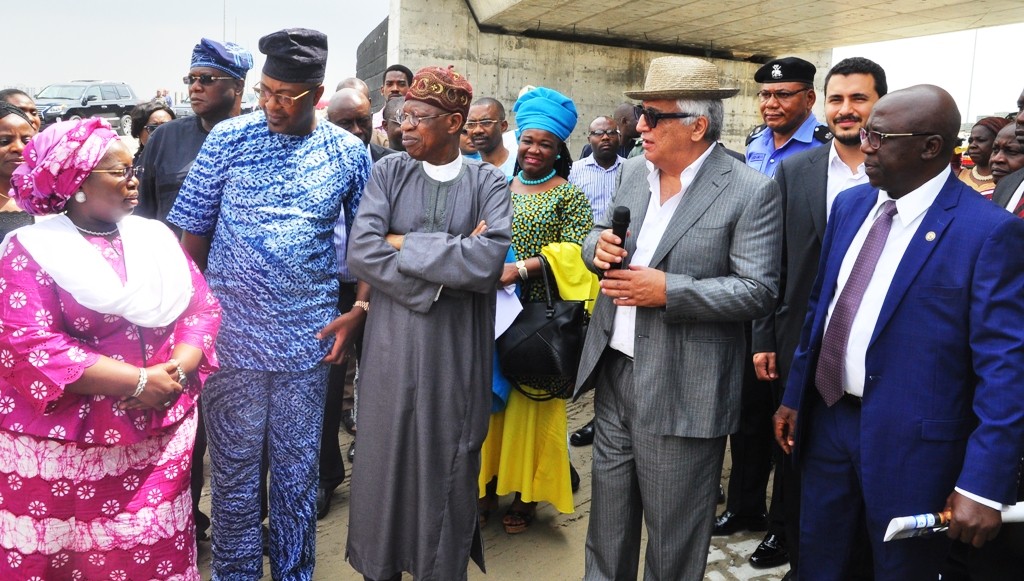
[518, 169, 556, 185]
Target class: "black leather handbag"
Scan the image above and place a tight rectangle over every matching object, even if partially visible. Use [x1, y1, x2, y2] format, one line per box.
[496, 255, 589, 400]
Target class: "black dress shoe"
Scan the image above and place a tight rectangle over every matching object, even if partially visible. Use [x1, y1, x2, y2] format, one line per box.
[570, 420, 594, 447]
[316, 486, 335, 520]
[712, 510, 769, 536]
[570, 463, 580, 492]
[347, 440, 355, 463]
[750, 532, 789, 568]
[341, 409, 356, 436]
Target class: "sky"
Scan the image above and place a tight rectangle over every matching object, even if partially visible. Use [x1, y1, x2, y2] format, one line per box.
[832, 22, 1024, 123]
[5, 1, 391, 102]
[4, 3, 1022, 124]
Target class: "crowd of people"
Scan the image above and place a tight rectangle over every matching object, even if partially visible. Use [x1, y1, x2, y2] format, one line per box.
[2, 23, 1024, 581]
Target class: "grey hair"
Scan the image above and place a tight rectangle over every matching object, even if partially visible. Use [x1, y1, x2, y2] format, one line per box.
[674, 99, 724, 142]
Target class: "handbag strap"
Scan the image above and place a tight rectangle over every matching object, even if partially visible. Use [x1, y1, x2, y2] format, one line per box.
[534, 254, 555, 312]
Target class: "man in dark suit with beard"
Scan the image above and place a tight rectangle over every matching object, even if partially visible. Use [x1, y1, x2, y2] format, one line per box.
[750, 57, 886, 577]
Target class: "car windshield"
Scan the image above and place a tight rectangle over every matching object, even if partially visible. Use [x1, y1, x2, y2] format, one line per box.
[36, 85, 85, 100]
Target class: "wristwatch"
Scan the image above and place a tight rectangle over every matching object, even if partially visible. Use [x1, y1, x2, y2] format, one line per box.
[353, 300, 370, 312]
[515, 260, 528, 281]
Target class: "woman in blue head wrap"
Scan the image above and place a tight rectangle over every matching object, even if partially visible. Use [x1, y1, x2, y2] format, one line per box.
[478, 87, 598, 534]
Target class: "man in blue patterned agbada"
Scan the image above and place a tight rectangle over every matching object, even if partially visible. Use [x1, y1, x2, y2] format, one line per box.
[168, 28, 371, 581]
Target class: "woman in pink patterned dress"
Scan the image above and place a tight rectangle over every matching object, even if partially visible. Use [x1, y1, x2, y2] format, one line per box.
[0, 118, 220, 580]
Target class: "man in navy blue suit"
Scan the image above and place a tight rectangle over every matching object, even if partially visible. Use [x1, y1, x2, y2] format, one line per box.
[774, 84, 1024, 580]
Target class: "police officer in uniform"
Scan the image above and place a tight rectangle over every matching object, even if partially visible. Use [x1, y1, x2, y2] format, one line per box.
[745, 56, 830, 177]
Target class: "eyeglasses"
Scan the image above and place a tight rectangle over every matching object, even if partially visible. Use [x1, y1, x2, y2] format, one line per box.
[143, 123, 165, 133]
[589, 129, 620, 137]
[253, 85, 315, 108]
[464, 119, 501, 130]
[859, 128, 938, 149]
[394, 111, 456, 128]
[92, 165, 141, 181]
[757, 88, 811, 102]
[634, 105, 696, 129]
[183, 74, 235, 86]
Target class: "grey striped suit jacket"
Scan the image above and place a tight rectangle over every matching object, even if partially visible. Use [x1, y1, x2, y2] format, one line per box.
[574, 145, 782, 438]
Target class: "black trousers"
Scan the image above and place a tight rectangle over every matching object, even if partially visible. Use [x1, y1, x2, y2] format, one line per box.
[725, 327, 774, 518]
[319, 282, 359, 490]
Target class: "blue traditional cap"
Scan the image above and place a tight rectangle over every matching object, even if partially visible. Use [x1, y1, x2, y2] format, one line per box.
[513, 87, 577, 142]
[190, 38, 254, 80]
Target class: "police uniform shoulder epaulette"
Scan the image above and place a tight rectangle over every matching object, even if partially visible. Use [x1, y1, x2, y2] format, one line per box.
[745, 124, 767, 146]
[813, 124, 833, 143]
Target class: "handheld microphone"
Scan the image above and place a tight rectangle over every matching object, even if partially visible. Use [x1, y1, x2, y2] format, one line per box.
[610, 206, 630, 269]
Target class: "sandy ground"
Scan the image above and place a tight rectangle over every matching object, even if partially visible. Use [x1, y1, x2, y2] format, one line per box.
[195, 391, 789, 581]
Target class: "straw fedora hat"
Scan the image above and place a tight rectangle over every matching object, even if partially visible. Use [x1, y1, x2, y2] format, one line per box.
[624, 56, 739, 100]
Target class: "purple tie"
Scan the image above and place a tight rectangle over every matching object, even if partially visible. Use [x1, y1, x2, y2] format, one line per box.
[815, 200, 898, 406]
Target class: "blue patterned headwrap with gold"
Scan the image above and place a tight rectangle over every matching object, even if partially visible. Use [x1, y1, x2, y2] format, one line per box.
[190, 38, 253, 79]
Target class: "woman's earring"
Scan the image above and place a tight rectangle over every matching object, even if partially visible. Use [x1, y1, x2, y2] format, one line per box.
[74, 192, 87, 203]
[556, 154, 561, 159]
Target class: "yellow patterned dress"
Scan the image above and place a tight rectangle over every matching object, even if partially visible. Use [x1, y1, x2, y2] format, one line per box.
[479, 182, 595, 513]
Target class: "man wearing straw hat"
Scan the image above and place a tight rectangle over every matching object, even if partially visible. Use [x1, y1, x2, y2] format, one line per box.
[574, 56, 782, 580]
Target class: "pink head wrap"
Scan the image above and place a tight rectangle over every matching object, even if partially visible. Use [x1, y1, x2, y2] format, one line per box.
[10, 118, 119, 216]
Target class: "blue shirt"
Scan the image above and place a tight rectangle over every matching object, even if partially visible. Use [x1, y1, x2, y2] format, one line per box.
[568, 153, 624, 223]
[168, 112, 371, 371]
[745, 114, 822, 177]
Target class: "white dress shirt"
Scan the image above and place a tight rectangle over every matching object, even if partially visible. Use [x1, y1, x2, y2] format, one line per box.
[823, 168, 1004, 511]
[608, 143, 716, 357]
[825, 168, 947, 398]
[826, 142, 868, 218]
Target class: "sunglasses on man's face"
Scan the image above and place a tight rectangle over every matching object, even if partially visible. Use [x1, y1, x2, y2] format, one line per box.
[183, 74, 234, 86]
[633, 105, 696, 129]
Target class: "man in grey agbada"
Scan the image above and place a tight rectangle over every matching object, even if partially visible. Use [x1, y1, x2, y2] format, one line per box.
[347, 65, 511, 581]
[576, 55, 782, 580]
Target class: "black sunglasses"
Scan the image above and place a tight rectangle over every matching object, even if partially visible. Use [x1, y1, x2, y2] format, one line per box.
[183, 74, 234, 86]
[634, 105, 697, 129]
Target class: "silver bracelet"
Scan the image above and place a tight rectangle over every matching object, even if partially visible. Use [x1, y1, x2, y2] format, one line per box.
[133, 367, 147, 398]
[169, 358, 187, 384]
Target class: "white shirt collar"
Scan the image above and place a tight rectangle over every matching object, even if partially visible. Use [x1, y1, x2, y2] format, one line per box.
[879, 168, 949, 227]
[644, 142, 716, 197]
[422, 153, 464, 182]
[828, 141, 865, 174]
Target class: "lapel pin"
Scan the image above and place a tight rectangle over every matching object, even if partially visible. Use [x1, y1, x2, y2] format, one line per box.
[925, 231, 936, 242]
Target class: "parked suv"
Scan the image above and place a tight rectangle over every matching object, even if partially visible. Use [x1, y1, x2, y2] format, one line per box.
[172, 91, 259, 118]
[35, 81, 139, 135]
